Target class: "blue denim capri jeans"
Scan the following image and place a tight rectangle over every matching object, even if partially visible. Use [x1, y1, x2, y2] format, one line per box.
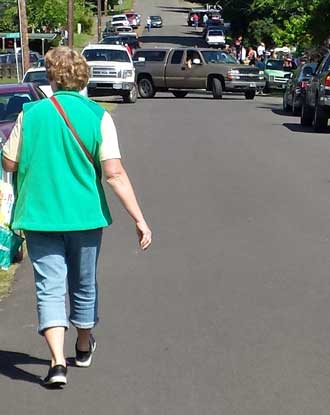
[25, 229, 103, 335]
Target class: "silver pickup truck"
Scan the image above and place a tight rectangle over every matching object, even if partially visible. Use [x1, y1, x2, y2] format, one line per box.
[133, 48, 265, 99]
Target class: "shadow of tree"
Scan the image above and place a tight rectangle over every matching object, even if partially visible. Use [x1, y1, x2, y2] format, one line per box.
[140, 34, 207, 47]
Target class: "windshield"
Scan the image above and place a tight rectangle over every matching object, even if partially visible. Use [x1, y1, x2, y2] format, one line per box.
[112, 16, 126, 22]
[266, 60, 285, 71]
[83, 49, 130, 63]
[201, 50, 237, 64]
[0, 93, 33, 122]
[24, 71, 49, 84]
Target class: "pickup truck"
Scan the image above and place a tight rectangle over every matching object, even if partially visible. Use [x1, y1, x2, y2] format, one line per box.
[82, 44, 137, 103]
[301, 52, 330, 132]
[133, 48, 265, 99]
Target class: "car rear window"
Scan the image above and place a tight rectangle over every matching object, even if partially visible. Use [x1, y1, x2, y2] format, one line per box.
[83, 49, 130, 63]
[208, 30, 224, 36]
[134, 50, 166, 62]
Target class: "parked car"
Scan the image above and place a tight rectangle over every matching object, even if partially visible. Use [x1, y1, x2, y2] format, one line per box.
[133, 48, 265, 99]
[282, 63, 317, 114]
[22, 67, 88, 98]
[301, 52, 330, 132]
[205, 29, 226, 47]
[125, 12, 141, 28]
[264, 59, 295, 92]
[150, 16, 163, 28]
[101, 35, 140, 51]
[111, 14, 130, 27]
[0, 83, 45, 140]
[116, 26, 134, 34]
[103, 26, 118, 38]
[82, 44, 137, 103]
[0, 51, 41, 66]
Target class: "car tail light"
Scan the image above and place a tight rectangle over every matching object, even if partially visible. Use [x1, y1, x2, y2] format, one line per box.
[325, 75, 330, 87]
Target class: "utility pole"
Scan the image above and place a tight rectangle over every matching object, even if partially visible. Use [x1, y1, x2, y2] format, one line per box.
[67, 0, 74, 48]
[97, 0, 102, 42]
[104, 0, 108, 16]
[18, 0, 30, 75]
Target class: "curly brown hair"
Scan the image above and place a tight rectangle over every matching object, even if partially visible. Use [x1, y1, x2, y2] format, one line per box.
[45, 46, 89, 91]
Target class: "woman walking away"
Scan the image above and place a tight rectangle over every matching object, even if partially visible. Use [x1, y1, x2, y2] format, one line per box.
[2, 46, 152, 388]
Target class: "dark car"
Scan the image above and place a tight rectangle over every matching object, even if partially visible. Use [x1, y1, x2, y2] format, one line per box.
[150, 16, 163, 28]
[301, 51, 330, 132]
[101, 35, 140, 51]
[0, 83, 45, 140]
[102, 26, 118, 38]
[283, 63, 317, 114]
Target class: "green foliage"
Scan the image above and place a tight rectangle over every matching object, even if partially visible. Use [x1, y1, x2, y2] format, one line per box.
[218, 0, 330, 50]
[0, 0, 94, 33]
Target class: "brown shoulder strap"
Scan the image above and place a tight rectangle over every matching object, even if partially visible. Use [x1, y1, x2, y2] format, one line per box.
[50, 96, 95, 167]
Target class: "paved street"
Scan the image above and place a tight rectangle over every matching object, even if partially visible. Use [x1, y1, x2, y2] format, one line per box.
[3, 2, 330, 415]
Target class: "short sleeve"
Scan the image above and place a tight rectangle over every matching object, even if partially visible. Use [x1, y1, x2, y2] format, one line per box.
[99, 111, 121, 161]
[2, 112, 23, 163]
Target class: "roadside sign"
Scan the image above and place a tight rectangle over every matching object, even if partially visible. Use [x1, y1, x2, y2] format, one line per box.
[5, 33, 20, 39]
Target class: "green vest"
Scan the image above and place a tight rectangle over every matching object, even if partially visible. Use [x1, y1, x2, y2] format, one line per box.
[12, 91, 112, 231]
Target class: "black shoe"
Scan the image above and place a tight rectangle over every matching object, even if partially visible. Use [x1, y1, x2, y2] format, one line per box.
[75, 335, 96, 368]
[43, 365, 67, 387]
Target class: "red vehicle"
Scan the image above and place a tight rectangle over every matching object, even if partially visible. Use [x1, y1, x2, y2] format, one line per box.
[0, 83, 45, 140]
[125, 12, 141, 28]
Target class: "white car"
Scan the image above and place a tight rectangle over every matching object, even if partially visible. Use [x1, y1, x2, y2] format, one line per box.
[82, 44, 137, 103]
[116, 26, 134, 34]
[111, 14, 129, 27]
[22, 67, 88, 97]
[206, 29, 226, 47]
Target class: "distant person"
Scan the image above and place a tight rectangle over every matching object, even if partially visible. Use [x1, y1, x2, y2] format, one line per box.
[146, 16, 151, 32]
[203, 13, 208, 26]
[2, 46, 152, 388]
[192, 13, 199, 30]
[257, 42, 266, 57]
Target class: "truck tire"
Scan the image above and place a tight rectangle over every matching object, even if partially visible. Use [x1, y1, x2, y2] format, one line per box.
[212, 78, 222, 99]
[172, 91, 187, 98]
[282, 93, 292, 112]
[123, 85, 137, 103]
[87, 87, 96, 97]
[138, 77, 156, 98]
[301, 100, 313, 126]
[313, 103, 328, 132]
[245, 90, 256, 100]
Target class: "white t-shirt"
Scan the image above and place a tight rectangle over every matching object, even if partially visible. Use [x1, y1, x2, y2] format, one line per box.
[3, 110, 121, 163]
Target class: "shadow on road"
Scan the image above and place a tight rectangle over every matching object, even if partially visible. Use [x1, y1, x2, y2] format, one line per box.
[158, 5, 191, 13]
[0, 350, 47, 385]
[282, 123, 330, 133]
[140, 35, 207, 47]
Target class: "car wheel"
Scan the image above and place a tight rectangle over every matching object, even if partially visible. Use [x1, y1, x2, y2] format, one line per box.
[313, 102, 328, 132]
[138, 77, 156, 98]
[263, 82, 270, 94]
[300, 99, 313, 126]
[87, 87, 96, 97]
[172, 91, 188, 98]
[211, 78, 222, 99]
[282, 92, 292, 112]
[245, 90, 256, 100]
[292, 95, 300, 115]
[123, 85, 137, 103]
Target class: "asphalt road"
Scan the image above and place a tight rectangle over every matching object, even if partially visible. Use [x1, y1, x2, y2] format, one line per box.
[3, 2, 330, 415]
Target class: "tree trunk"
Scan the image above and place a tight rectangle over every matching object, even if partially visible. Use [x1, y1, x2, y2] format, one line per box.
[18, 0, 30, 74]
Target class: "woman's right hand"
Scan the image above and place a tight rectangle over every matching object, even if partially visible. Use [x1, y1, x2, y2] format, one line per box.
[136, 220, 152, 250]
